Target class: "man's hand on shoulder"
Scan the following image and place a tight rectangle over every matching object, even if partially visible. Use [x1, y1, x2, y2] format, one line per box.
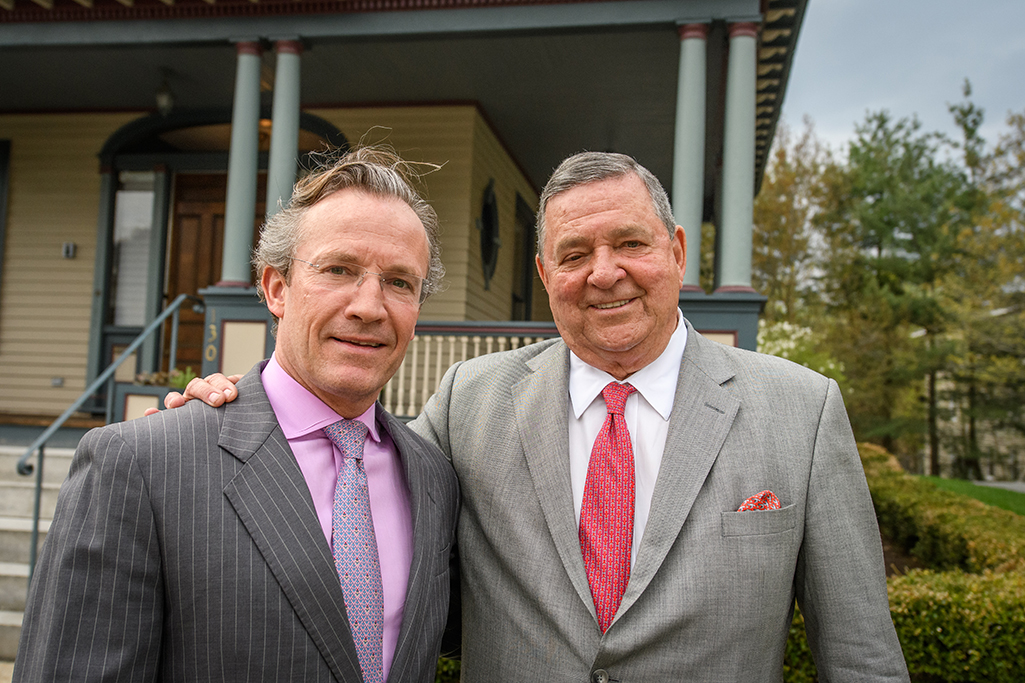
[142, 374, 242, 416]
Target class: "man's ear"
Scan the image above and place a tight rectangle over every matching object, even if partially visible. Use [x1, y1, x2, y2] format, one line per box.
[536, 254, 550, 292]
[673, 225, 686, 288]
[262, 267, 287, 319]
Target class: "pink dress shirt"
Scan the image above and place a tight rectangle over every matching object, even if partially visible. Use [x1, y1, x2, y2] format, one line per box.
[261, 355, 413, 681]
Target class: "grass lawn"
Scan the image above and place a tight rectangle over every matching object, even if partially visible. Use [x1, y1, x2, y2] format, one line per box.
[921, 476, 1025, 516]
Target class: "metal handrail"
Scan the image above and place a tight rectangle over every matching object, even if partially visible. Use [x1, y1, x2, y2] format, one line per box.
[15, 292, 201, 581]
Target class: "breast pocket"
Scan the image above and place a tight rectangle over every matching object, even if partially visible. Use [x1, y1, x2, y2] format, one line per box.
[720, 503, 797, 537]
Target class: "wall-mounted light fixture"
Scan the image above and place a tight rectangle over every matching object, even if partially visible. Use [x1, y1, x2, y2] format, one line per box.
[156, 68, 175, 116]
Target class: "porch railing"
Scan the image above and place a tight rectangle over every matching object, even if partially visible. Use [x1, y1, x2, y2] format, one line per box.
[381, 321, 560, 418]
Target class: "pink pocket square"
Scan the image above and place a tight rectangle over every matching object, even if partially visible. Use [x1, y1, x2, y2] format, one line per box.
[737, 490, 781, 511]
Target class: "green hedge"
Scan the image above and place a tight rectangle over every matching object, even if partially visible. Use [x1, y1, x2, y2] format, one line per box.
[889, 570, 1025, 682]
[783, 445, 1025, 682]
[862, 444, 1025, 573]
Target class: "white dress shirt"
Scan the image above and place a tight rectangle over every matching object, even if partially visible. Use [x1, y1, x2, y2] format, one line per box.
[568, 309, 688, 567]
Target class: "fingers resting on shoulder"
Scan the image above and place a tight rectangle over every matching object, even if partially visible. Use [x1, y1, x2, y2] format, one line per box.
[142, 373, 242, 416]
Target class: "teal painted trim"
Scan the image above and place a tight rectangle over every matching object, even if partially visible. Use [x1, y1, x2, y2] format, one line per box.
[266, 47, 302, 219]
[672, 31, 706, 289]
[678, 289, 765, 351]
[222, 47, 263, 285]
[0, 1, 759, 48]
[99, 108, 345, 167]
[140, 169, 172, 373]
[197, 286, 274, 377]
[85, 172, 118, 389]
[717, 30, 756, 289]
[0, 141, 9, 308]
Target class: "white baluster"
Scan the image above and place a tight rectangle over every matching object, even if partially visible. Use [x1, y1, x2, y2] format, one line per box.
[420, 335, 433, 414]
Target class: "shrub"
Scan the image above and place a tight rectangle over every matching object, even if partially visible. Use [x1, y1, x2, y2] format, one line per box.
[889, 570, 1025, 682]
[862, 444, 1025, 572]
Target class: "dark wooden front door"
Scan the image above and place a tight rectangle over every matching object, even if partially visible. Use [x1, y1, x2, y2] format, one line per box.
[166, 173, 263, 372]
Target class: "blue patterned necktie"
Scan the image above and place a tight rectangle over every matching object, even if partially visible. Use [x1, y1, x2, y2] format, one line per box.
[324, 419, 384, 683]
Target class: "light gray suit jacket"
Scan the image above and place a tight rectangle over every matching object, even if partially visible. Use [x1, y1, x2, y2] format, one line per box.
[15, 365, 459, 683]
[413, 320, 909, 682]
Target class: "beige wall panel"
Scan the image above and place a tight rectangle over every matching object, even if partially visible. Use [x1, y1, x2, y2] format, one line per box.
[0, 112, 137, 417]
[306, 106, 477, 322]
[462, 112, 543, 322]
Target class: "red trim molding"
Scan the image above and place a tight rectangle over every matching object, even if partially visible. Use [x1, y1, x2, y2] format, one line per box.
[1, 0, 614, 25]
[713, 285, 758, 295]
[728, 22, 759, 39]
[275, 40, 304, 55]
[677, 23, 708, 41]
[236, 41, 263, 57]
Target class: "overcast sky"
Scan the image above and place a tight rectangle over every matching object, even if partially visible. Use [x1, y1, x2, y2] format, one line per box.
[779, 0, 1025, 156]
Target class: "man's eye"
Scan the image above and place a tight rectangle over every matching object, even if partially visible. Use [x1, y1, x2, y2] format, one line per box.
[623, 241, 642, 249]
[385, 276, 413, 291]
[326, 265, 355, 276]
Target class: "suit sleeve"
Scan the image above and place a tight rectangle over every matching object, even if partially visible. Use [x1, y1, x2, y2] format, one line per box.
[14, 427, 163, 682]
[794, 379, 910, 682]
[409, 360, 462, 462]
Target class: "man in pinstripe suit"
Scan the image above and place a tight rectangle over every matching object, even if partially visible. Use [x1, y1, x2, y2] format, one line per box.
[14, 147, 459, 682]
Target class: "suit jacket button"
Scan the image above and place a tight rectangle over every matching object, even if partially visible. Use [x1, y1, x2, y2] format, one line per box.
[591, 669, 609, 683]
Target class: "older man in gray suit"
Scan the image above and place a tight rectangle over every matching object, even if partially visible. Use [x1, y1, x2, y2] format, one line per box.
[15, 147, 459, 683]
[169, 151, 909, 681]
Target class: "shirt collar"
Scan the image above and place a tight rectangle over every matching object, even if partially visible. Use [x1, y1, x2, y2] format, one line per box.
[262, 353, 381, 443]
[568, 309, 687, 421]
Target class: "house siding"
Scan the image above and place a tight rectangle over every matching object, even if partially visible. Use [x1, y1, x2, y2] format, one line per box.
[308, 105, 477, 322]
[464, 110, 546, 322]
[0, 112, 137, 416]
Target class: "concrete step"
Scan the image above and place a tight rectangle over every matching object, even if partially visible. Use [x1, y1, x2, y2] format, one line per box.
[0, 610, 21, 661]
[0, 447, 75, 487]
[0, 518, 49, 566]
[0, 482, 61, 521]
[0, 564, 28, 613]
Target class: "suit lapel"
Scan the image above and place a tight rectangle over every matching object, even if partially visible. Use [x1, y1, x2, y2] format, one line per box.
[513, 341, 597, 616]
[219, 369, 362, 683]
[379, 408, 440, 683]
[619, 323, 740, 614]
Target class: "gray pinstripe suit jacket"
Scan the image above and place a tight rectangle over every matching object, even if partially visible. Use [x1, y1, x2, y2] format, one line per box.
[413, 319, 909, 682]
[15, 365, 459, 683]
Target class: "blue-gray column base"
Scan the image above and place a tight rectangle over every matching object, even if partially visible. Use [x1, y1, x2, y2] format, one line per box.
[678, 289, 766, 351]
[198, 286, 276, 377]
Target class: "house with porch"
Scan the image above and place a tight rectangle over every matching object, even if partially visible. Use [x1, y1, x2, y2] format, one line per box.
[0, 0, 806, 654]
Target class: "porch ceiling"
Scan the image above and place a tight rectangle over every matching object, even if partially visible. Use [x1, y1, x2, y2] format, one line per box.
[0, 0, 806, 195]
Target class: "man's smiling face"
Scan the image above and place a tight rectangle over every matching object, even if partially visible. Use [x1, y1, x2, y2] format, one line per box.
[262, 187, 428, 417]
[537, 172, 686, 380]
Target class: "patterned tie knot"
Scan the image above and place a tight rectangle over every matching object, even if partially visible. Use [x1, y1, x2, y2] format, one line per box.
[602, 382, 636, 416]
[324, 419, 370, 460]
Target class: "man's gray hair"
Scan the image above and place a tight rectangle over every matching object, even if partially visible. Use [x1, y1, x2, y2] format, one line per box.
[535, 151, 676, 257]
[253, 145, 444, 304]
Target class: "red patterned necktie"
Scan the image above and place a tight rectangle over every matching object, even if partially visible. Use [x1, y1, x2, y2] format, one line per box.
[324, 419, 384, 683]
[579, 381, 637, 633]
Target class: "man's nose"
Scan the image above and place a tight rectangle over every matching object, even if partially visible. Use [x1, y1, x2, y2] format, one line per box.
[344, 274, 387, 321]
[587, 250, 625, 288]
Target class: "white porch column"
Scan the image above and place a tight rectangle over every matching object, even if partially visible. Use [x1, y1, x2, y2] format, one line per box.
[221, 40, 263, 286]
[716, 22, 758, 293]
[266, 39, 303, 220]
[672, 22, 708, 291]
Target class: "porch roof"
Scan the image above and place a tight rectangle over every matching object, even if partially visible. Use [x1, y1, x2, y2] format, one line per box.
[0, 0, 806, 200]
